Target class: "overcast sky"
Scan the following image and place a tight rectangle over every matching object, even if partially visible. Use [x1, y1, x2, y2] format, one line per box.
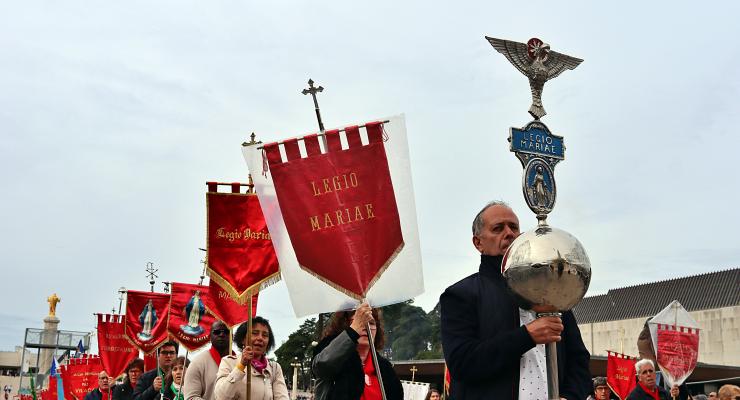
[2, 1, 739, 354]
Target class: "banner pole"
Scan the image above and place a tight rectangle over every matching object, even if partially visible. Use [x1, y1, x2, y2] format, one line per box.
[363, 300, 387, 400]
[245, 295, 253, 400]
[177, 350, 188, 400]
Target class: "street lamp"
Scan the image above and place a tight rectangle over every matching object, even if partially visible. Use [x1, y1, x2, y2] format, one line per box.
[290, 357, 301, 400]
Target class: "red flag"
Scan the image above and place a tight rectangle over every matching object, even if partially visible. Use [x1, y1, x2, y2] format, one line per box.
[444, 363, 451, 397]
[60, 355, 103, 400]
[124, 291, 170, 354]
[206, 189, 279, 303]
[97, 314, 138, 379]
[202, 278, 258, 328]
[263, 122, 404, 299]
[167, 283, 216, 351]
[606, 351, 637, 400]
[657, 324, 699, 385]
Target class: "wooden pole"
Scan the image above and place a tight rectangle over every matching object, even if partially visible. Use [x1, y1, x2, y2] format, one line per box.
[245, 295, 253, 400]
[365, 317, 387, 400]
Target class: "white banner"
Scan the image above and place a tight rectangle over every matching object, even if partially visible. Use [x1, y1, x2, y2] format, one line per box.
[243, 114, 424, 316]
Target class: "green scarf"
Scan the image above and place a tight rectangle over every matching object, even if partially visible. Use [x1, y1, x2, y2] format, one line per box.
[169, 383, 183, 400]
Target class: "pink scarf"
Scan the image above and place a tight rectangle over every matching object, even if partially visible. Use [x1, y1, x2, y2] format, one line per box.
[250, 356, 268, 374]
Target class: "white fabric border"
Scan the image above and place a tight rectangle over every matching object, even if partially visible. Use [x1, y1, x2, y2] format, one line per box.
[242, 114, 424, 316]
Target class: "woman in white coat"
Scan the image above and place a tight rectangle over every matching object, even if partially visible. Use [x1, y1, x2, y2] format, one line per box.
[214, 317, 288, 400]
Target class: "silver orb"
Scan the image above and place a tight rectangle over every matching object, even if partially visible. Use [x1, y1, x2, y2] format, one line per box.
[502, 225, 591, 312]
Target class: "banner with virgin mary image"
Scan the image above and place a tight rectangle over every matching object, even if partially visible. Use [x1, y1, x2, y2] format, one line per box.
[124, 290, 170, 354]
[167, 282, 215, 351]
[243, 114, 424, 316]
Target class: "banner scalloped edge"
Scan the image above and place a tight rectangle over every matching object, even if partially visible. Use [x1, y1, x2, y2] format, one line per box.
[297, 242, 404, 301]
[207, 268, 280, 304]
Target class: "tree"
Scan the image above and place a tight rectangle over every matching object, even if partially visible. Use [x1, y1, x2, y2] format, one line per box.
[381, 300, 432, 360]
[274, 318, 317, 391]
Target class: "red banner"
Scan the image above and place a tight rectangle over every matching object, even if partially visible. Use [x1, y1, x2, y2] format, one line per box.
[143, 352, 157, 371]
[207, 190, 279, 303]
[657, 324, 699, 385]
[263, 122, 404, 299]
[606, 351, 637, 400]
[202, 278, 258, 328]
[60, 355, 103, 400]
[167, 283, 216, 351]
[124, 291, 170, 354]
[40, 389, 53, 400]
[97, 314, 138, 379]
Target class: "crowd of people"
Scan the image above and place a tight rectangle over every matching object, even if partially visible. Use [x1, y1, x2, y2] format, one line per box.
[81, 307, 405, 400]
[77, 200, 739, 400]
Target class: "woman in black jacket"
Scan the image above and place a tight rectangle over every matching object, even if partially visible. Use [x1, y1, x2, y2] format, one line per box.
[311, 302, 403, 400]
[112, 358, 144, 400]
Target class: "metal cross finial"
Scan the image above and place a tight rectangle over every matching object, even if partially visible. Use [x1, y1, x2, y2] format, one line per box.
[302, 79, 325, 132]
[145, 262, 158, 292]
[162, 281, 170, 294]
[117, 287, 126, 314]
[242, 132, 260, 147]
[410, 366, 418, 382]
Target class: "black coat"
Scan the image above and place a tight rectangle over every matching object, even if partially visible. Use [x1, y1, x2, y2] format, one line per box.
[440, 255, 592, 400]
[626, 383, 671, 400]
[111, 381, 135, 400]
[312, 328, 404, 400]
[133, 369, 162, 400]
[84, 388, 108, 400]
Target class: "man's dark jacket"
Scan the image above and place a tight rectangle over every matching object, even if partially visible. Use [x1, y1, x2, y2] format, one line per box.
[111, 379, 135, 400]
[626, 383, 671, 400]
[84, 388, 109, 400]
[311, 328, 403, 400]
[133, 369, 162, 400]
[440, 254, 592, 399]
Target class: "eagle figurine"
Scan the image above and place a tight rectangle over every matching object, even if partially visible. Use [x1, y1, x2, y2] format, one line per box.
[486, 37, 583, 120]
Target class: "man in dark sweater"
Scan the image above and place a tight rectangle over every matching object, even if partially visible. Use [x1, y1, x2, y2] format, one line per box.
[133, 341, 178, 400]
[440, 201, 591, 399]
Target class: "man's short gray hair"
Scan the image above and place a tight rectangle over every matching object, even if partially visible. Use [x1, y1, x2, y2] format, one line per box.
[472, 200, 510, 236]
[634, 359, 655, 374]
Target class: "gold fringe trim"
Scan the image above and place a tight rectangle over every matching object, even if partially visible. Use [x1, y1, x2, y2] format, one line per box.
[297, 241, 405, 300]
[207, 268, 281, 304]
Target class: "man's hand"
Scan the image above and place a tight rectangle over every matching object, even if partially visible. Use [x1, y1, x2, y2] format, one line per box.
[525, 316, 563, 344]
[349, 302, 374, 334]
[152, 376, 162, 391]
[670, 385, 679, 398]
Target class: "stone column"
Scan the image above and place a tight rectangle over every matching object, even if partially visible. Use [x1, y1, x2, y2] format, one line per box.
[38, 315, 60, 387]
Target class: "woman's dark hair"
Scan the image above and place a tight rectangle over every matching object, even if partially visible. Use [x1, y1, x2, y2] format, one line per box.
[125, 358, 144, 374]
[424, 389, 441, 400]
[164, 356, 190, 389]
[233, 316, 276, 352]
[322, 308, 385, 349]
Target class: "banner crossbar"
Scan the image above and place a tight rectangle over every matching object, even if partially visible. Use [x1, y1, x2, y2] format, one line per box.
[255, 120, 390, 150]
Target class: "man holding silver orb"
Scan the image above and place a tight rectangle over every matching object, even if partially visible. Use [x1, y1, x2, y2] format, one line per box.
[440, 201, 591, 400]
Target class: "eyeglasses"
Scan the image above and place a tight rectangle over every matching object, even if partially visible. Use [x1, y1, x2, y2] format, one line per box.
[160, 350, 177, 356]
[212, 329, 229, 336]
